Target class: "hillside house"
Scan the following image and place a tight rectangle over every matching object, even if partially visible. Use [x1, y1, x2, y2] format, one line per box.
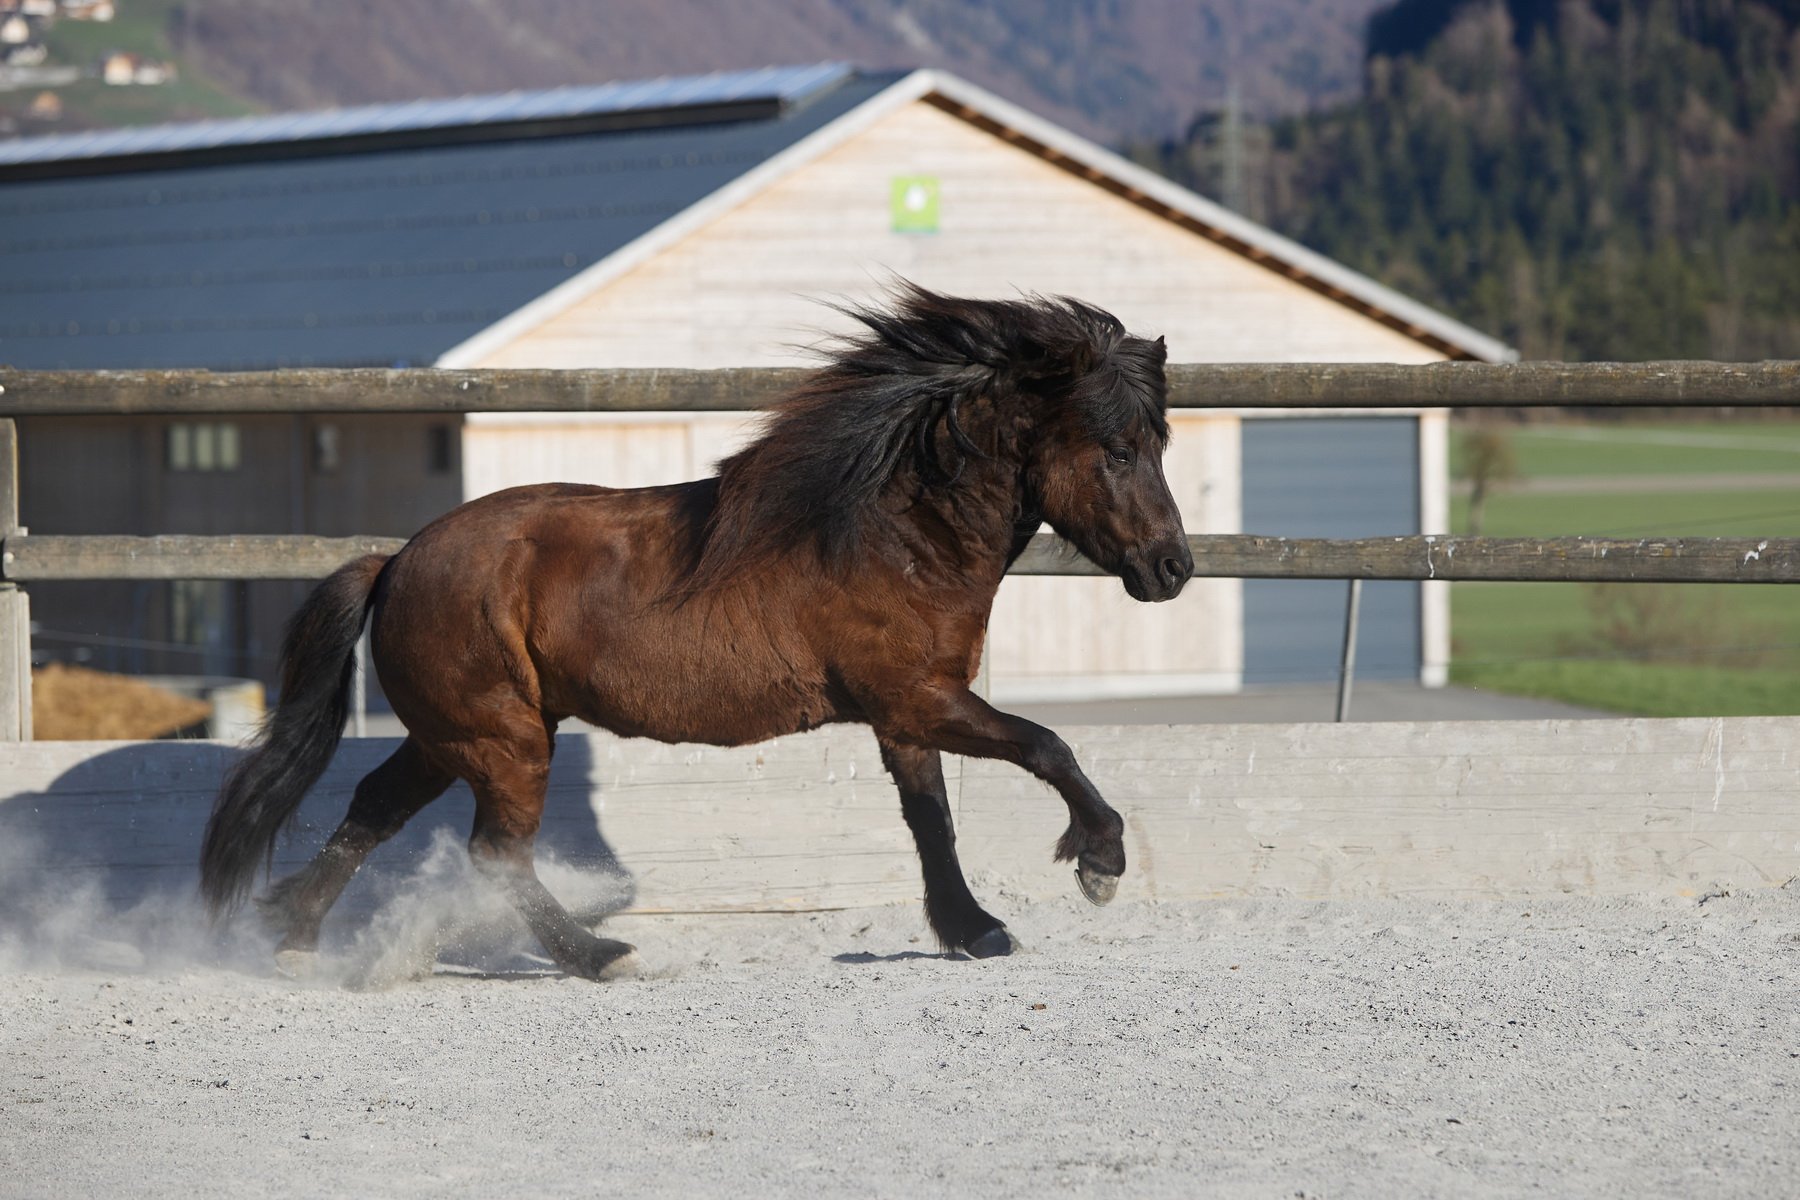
[98, 51, 169, 85]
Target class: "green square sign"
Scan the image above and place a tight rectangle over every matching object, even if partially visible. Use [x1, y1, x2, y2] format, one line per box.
[890, 175, 940, 233]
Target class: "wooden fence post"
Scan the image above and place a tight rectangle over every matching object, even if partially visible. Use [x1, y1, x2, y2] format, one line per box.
[0, 417, 30, 740]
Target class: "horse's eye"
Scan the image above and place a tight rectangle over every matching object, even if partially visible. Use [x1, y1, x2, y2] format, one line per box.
[1107, 446, 1133, 465]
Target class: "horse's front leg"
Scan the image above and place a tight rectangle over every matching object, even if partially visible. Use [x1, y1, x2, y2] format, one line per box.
[881, 685, 1126, 906]
[877, 739, 1015, 958]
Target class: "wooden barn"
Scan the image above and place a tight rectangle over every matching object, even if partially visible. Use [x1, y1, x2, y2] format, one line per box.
[0, 64, 1511, 700]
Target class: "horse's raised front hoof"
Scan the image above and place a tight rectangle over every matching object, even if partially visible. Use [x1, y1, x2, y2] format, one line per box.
[1075, 864, 1120, 906]
[273, 948, 319, 980]
[964, 928, 1017, 959]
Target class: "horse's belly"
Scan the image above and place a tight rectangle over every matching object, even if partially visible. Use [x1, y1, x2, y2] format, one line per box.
[556, 630, 843, 748]
[571, 677, 842, 747]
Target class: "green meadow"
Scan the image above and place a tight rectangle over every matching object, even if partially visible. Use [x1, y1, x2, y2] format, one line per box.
[1452, 420, 1800, 479]
[1448, 421, 1800, 716]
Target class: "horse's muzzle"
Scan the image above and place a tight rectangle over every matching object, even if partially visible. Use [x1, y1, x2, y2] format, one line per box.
[1121, 537, 1194, 602]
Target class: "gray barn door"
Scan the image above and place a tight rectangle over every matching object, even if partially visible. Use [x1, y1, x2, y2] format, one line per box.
[1241, 417, 1421, 685]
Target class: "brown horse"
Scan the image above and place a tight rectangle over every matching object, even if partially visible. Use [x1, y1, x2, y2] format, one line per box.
[200, 285, 1193, 979]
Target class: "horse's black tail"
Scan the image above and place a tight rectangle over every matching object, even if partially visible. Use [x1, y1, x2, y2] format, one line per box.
[199, 553, 390, 918]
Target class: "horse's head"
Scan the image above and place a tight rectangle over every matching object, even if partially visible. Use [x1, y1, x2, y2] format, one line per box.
[1024, 325, 1193, 603]
[716, 284, 1193, 602]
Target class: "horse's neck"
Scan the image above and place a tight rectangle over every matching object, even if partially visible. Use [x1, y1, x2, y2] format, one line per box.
[886, 449, 1033, 590]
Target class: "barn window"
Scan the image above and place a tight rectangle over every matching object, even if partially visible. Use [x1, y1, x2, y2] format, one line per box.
[169, 579, 227, 646]
[193, 423, 217, 469]
[166, 422, 241, 471]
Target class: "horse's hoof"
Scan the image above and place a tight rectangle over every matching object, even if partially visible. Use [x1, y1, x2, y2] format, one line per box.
[596, 948, 641, 981]
[1075, 864, 1119, 906]
[965, 928, 1016, 959]
[273, 948, 319, 980]
[561, 939, 639, 982]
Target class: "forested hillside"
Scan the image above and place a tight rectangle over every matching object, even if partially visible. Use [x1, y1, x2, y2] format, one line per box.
[1134, 0, 1800, 360]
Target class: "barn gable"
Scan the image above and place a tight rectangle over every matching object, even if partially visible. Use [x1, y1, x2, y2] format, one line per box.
[439, 69, 1512, 370]
[446, 99, 1445, 370]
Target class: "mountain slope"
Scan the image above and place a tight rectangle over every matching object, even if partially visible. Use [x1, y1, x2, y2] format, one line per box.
[8, 0, 1391, 142]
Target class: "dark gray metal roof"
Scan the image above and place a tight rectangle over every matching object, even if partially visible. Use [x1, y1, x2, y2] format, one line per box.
[0, 67, 892, 369]
[0, 64, 853, 170]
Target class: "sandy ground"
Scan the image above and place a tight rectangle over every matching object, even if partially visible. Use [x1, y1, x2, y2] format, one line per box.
[3, 873, 1797, 1199]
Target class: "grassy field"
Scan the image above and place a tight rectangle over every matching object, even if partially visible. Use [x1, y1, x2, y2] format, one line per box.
[1448, 420, 1800, 717]
[1453, 419, 1800, 478]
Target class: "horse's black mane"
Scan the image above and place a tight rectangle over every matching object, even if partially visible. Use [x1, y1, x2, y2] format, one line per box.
[685, 284, 1168, 592]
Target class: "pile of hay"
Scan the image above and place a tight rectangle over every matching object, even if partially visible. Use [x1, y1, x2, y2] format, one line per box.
[31, 663, 212, 740]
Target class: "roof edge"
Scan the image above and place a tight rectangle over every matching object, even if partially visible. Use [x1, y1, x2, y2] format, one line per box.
[0, 64, 856, 180]
[0, 99, 788, 184]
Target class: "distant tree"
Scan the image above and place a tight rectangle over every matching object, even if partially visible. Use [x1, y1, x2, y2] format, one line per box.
[1462, 425, 1517, 535]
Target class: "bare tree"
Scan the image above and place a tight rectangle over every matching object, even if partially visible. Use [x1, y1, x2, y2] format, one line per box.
[1463, 426, 1517, 536]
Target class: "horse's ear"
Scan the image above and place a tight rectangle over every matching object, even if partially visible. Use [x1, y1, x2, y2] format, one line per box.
[1153, 335, 1168, 363]
[1021, 342, 1096, 380]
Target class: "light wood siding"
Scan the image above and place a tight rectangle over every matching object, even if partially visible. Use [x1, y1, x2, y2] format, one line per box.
[467, 101, 1446, 370]
[461, 99, 1448, 693]
[461, 418, 695, 500]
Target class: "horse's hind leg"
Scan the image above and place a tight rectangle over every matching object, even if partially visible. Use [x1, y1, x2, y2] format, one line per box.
[459, 742, 637, 981]
[879, 739, 1013, 958]
[257, 737, 453, 971]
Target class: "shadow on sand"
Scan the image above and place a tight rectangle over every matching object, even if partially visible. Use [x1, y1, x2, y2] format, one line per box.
[0, 733, 634, 982]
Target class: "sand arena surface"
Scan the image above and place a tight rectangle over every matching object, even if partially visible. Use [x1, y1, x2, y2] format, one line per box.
[4, 882, 1798, 1198]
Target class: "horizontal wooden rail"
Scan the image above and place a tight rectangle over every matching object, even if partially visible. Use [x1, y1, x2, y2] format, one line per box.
[2, 535, 407, 581]
[2, 360, 1797, 415]
[8, 532, 1797, 584]
[1159, 535, 1800, 583]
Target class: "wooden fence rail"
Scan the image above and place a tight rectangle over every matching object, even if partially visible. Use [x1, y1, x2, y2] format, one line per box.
[2, 359, 1799, 414]
[3, 359, 1798, 741]
[6, 532, 1798, 585]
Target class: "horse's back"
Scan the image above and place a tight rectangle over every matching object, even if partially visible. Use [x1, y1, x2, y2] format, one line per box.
[388, 478, 710, 589]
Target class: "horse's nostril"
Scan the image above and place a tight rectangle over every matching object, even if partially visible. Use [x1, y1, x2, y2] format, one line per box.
[1159, 556, 1188, 586]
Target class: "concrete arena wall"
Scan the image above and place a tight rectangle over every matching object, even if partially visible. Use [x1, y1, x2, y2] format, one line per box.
[1, 718, 1795, 914]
